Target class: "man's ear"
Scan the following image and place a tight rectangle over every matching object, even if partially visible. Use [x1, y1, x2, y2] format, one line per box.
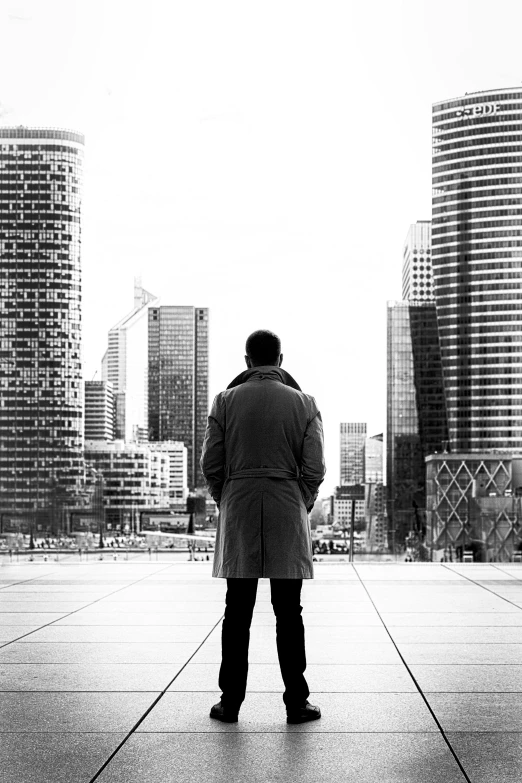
[245, 355, 252, 368]
[278, 353, 283, 367]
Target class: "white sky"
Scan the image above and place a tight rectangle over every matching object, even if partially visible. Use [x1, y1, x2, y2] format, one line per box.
[1, 0, 521, 492]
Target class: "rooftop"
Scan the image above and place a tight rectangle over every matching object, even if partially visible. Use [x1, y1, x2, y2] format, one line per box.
[1, 559, 522, 782]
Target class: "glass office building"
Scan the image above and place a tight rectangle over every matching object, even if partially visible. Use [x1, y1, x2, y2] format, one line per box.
[340, 422, 366, 485]
[148, 306, 209, 489]
[432, 87, 522, 451]
[0, 127, 84, 530]
[387, 301, 448, 548]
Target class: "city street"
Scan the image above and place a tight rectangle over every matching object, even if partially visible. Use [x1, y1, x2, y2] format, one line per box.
[1, 561, 522, 782]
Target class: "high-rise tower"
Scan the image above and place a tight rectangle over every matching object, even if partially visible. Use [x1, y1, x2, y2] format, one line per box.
[387, 214, 448, 550]
[0, 127, 84, 526]
[402, 221, 433, 301]
[432, 87, 522, 451]
[102, 278, 159, 442]
[84, 381, 115, 441]
[148, 305, 209, 489]
[340, 422, 366, 485]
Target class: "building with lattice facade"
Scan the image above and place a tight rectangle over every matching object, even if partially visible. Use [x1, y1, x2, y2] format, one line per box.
[426, 453, 522, 562]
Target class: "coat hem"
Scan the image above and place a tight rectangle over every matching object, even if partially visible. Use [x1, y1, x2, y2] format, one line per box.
[212, 573, 314, 579]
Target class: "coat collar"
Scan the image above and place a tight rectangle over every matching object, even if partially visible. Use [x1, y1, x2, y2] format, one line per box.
[227, 366, 302, 391]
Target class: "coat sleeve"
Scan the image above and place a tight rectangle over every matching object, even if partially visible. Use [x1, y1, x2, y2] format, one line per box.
[300, 406, 326, 513]
[200, 394, 226, 506]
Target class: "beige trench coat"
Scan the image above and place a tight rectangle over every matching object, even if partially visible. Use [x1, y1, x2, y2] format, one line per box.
[200, 367, 326, 579]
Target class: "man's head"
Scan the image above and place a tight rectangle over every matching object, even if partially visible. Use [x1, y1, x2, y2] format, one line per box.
[245, 330, 283, 368]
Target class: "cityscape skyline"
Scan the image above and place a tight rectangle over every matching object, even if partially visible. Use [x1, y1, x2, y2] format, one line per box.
[3, 8, 522, 777]
[2, 4, 522, 498]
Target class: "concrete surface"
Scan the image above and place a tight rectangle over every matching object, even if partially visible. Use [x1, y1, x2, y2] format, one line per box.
[1, 560, 522, 782]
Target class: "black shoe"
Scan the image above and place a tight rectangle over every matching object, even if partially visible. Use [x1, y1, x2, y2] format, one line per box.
[210, 700, 239, 723]
[286, 701, 321, 724]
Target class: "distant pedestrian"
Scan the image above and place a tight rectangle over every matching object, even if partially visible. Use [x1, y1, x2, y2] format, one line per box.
[201, 330, 326, 724]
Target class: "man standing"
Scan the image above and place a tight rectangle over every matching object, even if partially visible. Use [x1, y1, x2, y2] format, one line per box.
[200, 330, 326, 724]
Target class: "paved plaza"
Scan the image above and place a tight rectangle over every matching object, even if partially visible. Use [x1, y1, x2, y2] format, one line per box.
[1, 560, 522, 782]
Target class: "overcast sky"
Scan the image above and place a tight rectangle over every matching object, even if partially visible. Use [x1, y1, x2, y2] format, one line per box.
[1, 0, 521, 492]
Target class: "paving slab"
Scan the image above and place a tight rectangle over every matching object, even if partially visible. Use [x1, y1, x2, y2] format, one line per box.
[0, 733, 126, 783]
[410, 664, 522, 692]
[447, 567, 520, 580]
[398, 643, 522, 665]
[0, 663, 184, 691]
[0, 641, 200, 664]
[94, 732, 467, 783]
[138, 691, 439, 733]
[301, 600, 375, 612]
[19, 625, 214, 643]
[0, 600, 93, 613]
[361, 580, 473, 587]
[427, 693, 522, 731]
[79, 600, 226, 613]
[167, 663, 417, 692]
[446, 733, 522, 783]
[354, 567, 464, 581]
[0, 592, 115, 603]
[390, 626, 522, 643]
[0, 692, 156, 732]
[1, 583, 125, 593]
[0, 611, 67, 625]
[382, 612, 522, 626]
[53, 611, 223, 626]
[371, 598, 519, 612]
[0, 626, 44, 643]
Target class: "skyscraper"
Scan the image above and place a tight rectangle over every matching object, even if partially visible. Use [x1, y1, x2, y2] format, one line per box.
[84, 381, 115, 441]
[432, 87, 522, 451]
[425, 87, 522, 560]
[340, 422, 366, 485]
[0, 127, 84, 530]
[148, 305, 209, 489]
[102, 279, 159, 442]
[387, 301, 448, 548]
[365, 433, 383, 484]
[402, 221, 433, 301]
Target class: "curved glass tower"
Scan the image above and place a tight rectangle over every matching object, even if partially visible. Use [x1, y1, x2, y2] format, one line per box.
[0, 127, 84, 529]
[432, 88, 522, 451]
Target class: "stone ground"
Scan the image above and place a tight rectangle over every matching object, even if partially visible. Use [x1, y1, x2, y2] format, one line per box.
[1, 560, 522, 783]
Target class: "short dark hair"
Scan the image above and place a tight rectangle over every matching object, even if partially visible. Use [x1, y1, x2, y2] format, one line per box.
[245, 330, 281, 365]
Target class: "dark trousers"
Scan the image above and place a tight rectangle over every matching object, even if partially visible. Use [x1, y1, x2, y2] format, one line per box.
[219, 578, 310, 710]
